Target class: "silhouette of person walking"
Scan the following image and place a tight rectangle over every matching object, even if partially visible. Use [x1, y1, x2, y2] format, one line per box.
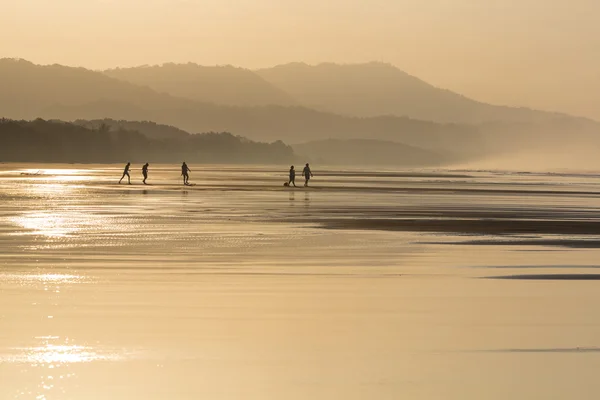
[302, 163, 313, 187]
[142, 163, 149, 184]
[288, 165, 296, 187]
[119, 162, 131, 184]
[181, 162, 191, 185]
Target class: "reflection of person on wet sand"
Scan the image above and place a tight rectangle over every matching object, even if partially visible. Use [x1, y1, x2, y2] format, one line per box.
[302, 163, 313, 187]
[181, 162, 191, 185]
[119, 162, 131, 184]
[288, 165, 296, 187]
[142, 163, 149, 184]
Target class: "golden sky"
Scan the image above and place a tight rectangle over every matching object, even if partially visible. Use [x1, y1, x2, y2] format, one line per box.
[2, 0, 599, 119]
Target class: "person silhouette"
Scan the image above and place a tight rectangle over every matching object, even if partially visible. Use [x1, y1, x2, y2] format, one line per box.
[288, 165, 296, 187]
[302, 163, 313, 187]
[181, 162, 191, 185]
[142, 163, 149, 184]
[119, 162, 131, 184]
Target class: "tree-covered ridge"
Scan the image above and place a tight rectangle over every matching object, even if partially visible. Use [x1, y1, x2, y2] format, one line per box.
[73, 118, 191, 140]
[0, 118, 295, 164]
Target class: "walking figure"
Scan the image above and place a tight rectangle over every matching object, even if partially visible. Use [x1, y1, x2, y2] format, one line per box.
[181, 162, 191, 185]
[142, 163, 149, 184]
[119, 162, 131, 184]
[288, 165, 296, 187]
[302, 163, 313, 187]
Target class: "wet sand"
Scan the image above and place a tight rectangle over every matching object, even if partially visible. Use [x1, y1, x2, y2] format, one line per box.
[1, 164, 600, 399]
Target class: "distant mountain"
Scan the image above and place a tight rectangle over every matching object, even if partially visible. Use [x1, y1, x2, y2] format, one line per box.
[0, 59, 198, 120]
[256, 62, 583, 124]
[102, 60, 591, 127]
[2, 58, 598, 166]
[104, 63, 297, 107]
[293, 139, 451, 166]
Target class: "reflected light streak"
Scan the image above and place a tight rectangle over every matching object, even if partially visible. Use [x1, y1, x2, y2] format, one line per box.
[2, 337, 133, 400]
[10, 212, 76, 238]
[1, 338, 127, 366]
[9, 209, 117, 239]
[0, 273, 87, 290]
[18, 344, 116, 365]
[21, 168, 90, 178]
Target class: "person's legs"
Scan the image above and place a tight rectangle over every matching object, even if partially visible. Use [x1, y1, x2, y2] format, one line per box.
[119, 173, 125, 183]
[143, 173, 147, 184]
[127, 172, 131, 184]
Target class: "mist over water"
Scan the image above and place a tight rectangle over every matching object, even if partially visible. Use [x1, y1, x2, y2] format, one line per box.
[453, 142, 600, 172]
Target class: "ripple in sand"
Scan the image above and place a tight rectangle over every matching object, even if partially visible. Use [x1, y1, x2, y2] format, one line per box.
[477, 265, 600, 269]
[484, 274, 600, 280]
[479, 347, 600, 353]
[436, 239, 600, 248]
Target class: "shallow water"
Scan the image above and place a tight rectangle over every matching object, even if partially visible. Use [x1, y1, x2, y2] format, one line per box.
[1, 164, 600, 399]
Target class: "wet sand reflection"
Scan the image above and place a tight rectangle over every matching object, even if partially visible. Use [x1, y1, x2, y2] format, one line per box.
[2, 164, 600, 399]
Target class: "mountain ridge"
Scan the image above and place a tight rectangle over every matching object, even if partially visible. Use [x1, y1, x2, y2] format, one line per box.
[4, 58, 593, 124]
[1, 58, 598, 166]
[104, 62, 298, 107]
[256, 61, 586, 124]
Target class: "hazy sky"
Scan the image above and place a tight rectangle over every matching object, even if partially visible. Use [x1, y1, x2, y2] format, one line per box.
[2, 0, 599, 119]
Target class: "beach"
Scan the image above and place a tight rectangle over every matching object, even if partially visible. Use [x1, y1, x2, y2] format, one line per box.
[1, 163, 600, 399]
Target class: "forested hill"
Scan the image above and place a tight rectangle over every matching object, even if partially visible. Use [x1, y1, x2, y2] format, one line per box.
[72, 119, 191, 140]
[0, 118, 295, 164]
